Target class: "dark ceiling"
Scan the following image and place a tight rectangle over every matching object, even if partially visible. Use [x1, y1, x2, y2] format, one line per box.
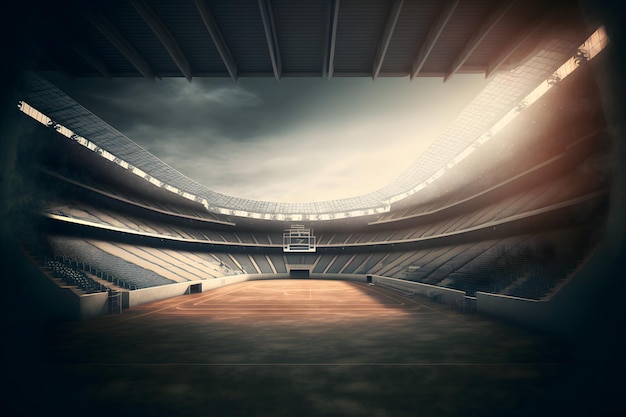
[28, 0, 593, 82]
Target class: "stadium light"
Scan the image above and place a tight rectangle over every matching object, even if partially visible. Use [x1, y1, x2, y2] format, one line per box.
[17, 27, 607, 221]
[386, 25, 608, 205]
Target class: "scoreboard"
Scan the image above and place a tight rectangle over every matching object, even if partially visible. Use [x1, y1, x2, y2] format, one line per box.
[283, 225, 316, 252]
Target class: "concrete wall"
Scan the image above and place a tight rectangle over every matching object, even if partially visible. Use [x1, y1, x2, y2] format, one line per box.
[475, 292, 549, 324]
[123, 273, 291, 309]
[28, 267, 371, 321]
[14, 251, 107, 321]
[68, 270, 595, 327]
[310, 273, 368, 282]
[78, 291, 109, 319]
[46, 270, 593, 325]
[201, 273, 287, 290]
[90, 273, 369, 315]
[370, 275, 467, 307]
[110, 273, 463, 317]
[123, 280, 197, 308]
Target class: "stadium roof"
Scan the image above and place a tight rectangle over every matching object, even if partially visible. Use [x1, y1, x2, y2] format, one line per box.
[17, 0, 605, 221]
[32, 0, 590, 81]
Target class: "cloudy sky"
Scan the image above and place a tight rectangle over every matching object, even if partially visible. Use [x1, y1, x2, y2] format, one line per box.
[45, 73, 490, 203]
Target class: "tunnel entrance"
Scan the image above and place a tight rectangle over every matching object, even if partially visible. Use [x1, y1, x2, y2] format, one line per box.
[289, 269, 310, 279]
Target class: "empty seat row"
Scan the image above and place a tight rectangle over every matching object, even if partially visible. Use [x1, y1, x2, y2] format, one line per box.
[44, 257, 107, 294]
[48, 237, 175, 289]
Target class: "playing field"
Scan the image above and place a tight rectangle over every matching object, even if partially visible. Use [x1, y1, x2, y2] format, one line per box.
[29, 279, 576, 416]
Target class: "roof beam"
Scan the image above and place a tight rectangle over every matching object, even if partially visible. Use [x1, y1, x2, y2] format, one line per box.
[194, 0, 238, 82]
[444, 0, 517, 82]
[131, 0, 192, 81]
[323, 0, 340, 78]
[51, 22, 112, 79]
[258, 0, 282, 80]
[42, 47, 76, 80]
[410, 0, 460, 80]
[485, 10, 556, 78]
[372, 0, 404, 80]
[70, 39, 112, 79]
[80, 6, 156, 80]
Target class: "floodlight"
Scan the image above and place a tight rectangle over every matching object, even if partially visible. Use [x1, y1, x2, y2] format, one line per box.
[574, 48, 589, 65]
[547, 74, 561, 86]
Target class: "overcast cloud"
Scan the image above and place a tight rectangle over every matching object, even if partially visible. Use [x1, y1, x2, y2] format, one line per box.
[46, 73, 490, 203]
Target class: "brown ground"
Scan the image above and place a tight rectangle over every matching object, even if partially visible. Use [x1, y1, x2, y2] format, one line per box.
[11, 280, 583, 416]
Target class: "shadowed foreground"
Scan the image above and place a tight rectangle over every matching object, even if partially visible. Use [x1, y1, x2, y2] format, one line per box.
[10, 280, 591, 416]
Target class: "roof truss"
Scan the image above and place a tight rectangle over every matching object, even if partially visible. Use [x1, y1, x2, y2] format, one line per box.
[70, 39, 112, 80]
[372, 0, 404, 80]
[486, 9, 557, 78]
[80, 5, 156, 80]
[131, 0, 193, 81]
[410, 0, 460, 80]
[323, 0, 341, 78]
[194, 0, 239, 81]
[48, 22, 112, 80]
[258, 0, 282, 80]
[444, 0, 518, 82]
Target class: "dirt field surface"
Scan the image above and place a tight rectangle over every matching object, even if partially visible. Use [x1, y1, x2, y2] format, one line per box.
[11, 280, 586, 416]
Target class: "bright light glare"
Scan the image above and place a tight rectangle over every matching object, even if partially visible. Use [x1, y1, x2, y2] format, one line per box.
[18, 27, 608, 221]
[385, 26, 609, 205]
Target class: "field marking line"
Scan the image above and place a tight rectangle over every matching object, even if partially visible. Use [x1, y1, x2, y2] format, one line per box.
[48, 362, 570, 367]
[102, 280, 255, 323]
[167, 307, 430, 314]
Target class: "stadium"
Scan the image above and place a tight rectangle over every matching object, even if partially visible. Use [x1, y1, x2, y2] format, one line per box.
[1, 1, 624, 416]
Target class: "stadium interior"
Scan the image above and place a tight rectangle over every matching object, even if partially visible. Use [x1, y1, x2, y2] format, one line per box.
[1, 1, 624, 416]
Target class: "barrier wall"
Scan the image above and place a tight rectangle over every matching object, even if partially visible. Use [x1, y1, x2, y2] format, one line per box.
[98, 273, 369, 314]
[123, 280, 202, 309]
[91, 273, 452, 318]
[369, 275, 467, 307]
[72, 273, 564, 322]
[475, 291, 549, 324]
[310, 273, 368, 282]
[124, 273, 292, 309]
[78, 291, 109, 319]
[23, 253, 109, 320]
[200, 273, 287, 290]
[46, 271, 445, 320]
